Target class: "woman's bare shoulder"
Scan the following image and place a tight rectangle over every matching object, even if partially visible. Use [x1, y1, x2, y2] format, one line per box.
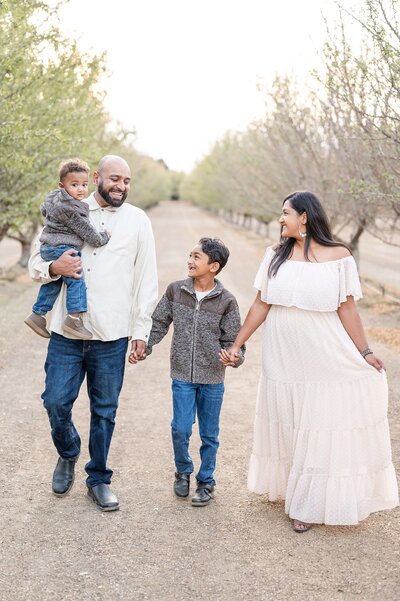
[313, 244, 351, 261]
[329, 246, 352, 260]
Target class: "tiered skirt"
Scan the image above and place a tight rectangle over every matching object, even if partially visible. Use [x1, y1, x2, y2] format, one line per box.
[248, 305, 399, 524]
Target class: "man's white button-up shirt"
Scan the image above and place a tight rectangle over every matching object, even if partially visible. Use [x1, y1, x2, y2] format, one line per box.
[29, 193, 158, 342]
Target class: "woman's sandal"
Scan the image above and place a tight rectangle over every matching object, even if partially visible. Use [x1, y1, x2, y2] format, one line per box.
[292, 519, 312, 533]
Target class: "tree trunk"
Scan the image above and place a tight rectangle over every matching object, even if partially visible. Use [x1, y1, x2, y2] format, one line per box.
[19, 238, 33, 268]
[348, 221, 366, 267]
[0, 223, 9, 244]
[8, 220, 39, 268]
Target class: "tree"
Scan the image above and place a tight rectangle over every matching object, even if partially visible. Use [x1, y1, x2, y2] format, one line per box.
[320, 0, 400, 246]
[0, 0, 109, 262]
[185, 1, 400, 257]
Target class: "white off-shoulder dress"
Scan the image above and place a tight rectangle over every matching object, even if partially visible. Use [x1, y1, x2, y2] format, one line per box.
[249, 247, 399, 525]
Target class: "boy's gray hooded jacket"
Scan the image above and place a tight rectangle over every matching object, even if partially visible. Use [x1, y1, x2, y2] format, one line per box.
[40, 188, 109, 249]
[147, 278, 245, 384]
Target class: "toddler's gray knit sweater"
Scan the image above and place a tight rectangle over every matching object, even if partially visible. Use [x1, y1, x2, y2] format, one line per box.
[39, 188, 109, 249]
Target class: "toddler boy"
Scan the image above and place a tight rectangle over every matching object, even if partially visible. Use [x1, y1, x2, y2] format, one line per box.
[25, 158, 110, 340]
[130, 237, 244, 506]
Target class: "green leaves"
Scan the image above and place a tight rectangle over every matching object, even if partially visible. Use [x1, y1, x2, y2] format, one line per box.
[0, 0, 108, 238]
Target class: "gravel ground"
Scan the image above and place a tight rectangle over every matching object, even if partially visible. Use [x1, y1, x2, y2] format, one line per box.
[0, 201, 399, 601]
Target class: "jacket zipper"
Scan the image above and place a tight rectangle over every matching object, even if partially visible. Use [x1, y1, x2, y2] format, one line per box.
[190, 299, 201, 381]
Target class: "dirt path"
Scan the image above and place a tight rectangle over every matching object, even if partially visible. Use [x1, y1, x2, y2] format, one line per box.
[0, 201, 399, 601]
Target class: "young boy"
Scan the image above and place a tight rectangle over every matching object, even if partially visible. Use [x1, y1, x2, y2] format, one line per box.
[130, 237, 245, 506]
[24, 158, 110, 340]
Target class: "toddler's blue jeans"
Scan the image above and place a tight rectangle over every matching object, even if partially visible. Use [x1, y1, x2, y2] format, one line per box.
[171, 379, 224, 486]
[32, 244, 87, 315]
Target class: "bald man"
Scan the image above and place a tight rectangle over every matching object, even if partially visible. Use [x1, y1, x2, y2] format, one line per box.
[29, 155, 158, 511]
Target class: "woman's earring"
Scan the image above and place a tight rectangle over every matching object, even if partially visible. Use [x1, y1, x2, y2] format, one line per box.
[299, 228, 307, 238]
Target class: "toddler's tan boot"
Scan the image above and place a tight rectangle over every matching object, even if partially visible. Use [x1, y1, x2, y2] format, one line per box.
[63, 315, 93, 340]
[24, 313, 50, 338]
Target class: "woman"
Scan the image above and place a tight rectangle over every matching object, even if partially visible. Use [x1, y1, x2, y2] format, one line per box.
[221, 191, 399, 532]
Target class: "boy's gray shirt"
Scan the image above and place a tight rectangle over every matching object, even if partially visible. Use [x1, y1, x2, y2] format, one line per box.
[147, 278, 245, 384]
[39, 188, 109, 249]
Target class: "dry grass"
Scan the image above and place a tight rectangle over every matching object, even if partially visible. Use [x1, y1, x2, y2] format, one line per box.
[366, 327, 400, 349]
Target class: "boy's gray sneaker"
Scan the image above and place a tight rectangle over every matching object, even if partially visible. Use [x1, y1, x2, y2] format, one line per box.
[62, 315, 93, 340]
[24, 312, 50, 338]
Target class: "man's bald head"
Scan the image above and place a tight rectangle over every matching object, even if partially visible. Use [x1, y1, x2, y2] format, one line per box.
[93, 155, 131, 208]
[97, 155, 131, 175]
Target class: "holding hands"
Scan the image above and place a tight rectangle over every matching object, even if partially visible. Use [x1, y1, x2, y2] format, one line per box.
[130, 342, 243, 368]
[219, 346, 241, 367]
[128, 340, 147, 364]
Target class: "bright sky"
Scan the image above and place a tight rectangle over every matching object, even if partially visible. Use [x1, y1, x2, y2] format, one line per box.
[59, 0, 344, 172]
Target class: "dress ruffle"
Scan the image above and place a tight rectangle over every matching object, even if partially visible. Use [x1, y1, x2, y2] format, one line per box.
[338, 255, 363, 305]
[253, 247, 363, 311]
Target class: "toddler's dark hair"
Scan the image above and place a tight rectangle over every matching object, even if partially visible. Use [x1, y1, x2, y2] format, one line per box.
[59, 158, 90, 181]
[199, 237, 230, 274]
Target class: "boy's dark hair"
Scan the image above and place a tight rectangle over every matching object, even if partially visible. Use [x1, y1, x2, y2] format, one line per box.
[199, 237, 230, 274]
[59, 158, 90, 181]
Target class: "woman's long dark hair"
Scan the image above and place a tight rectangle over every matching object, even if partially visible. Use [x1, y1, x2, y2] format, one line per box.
[268, 191, 351, 277]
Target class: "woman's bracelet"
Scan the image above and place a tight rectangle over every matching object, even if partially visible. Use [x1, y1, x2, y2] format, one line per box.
[360, 347, 373, 358]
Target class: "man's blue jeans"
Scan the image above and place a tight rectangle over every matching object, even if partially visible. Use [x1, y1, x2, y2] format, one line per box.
[42, 333, 128, 487]
[171, 379, 224, 486]
[33, 244, 87, 315]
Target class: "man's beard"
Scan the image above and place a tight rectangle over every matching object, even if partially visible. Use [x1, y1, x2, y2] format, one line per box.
[98, 180, 128, 207]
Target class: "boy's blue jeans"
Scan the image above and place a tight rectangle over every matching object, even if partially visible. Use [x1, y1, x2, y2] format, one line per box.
[42, 333, 128, 487]
[171, 379, 224, 486]
[32, 244, 87, 315]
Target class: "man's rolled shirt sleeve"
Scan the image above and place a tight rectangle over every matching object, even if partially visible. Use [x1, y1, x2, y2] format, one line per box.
[28, 236, 61, 283]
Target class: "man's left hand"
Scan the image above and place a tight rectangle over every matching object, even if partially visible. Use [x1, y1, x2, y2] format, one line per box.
[129, 339, 147, 364]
